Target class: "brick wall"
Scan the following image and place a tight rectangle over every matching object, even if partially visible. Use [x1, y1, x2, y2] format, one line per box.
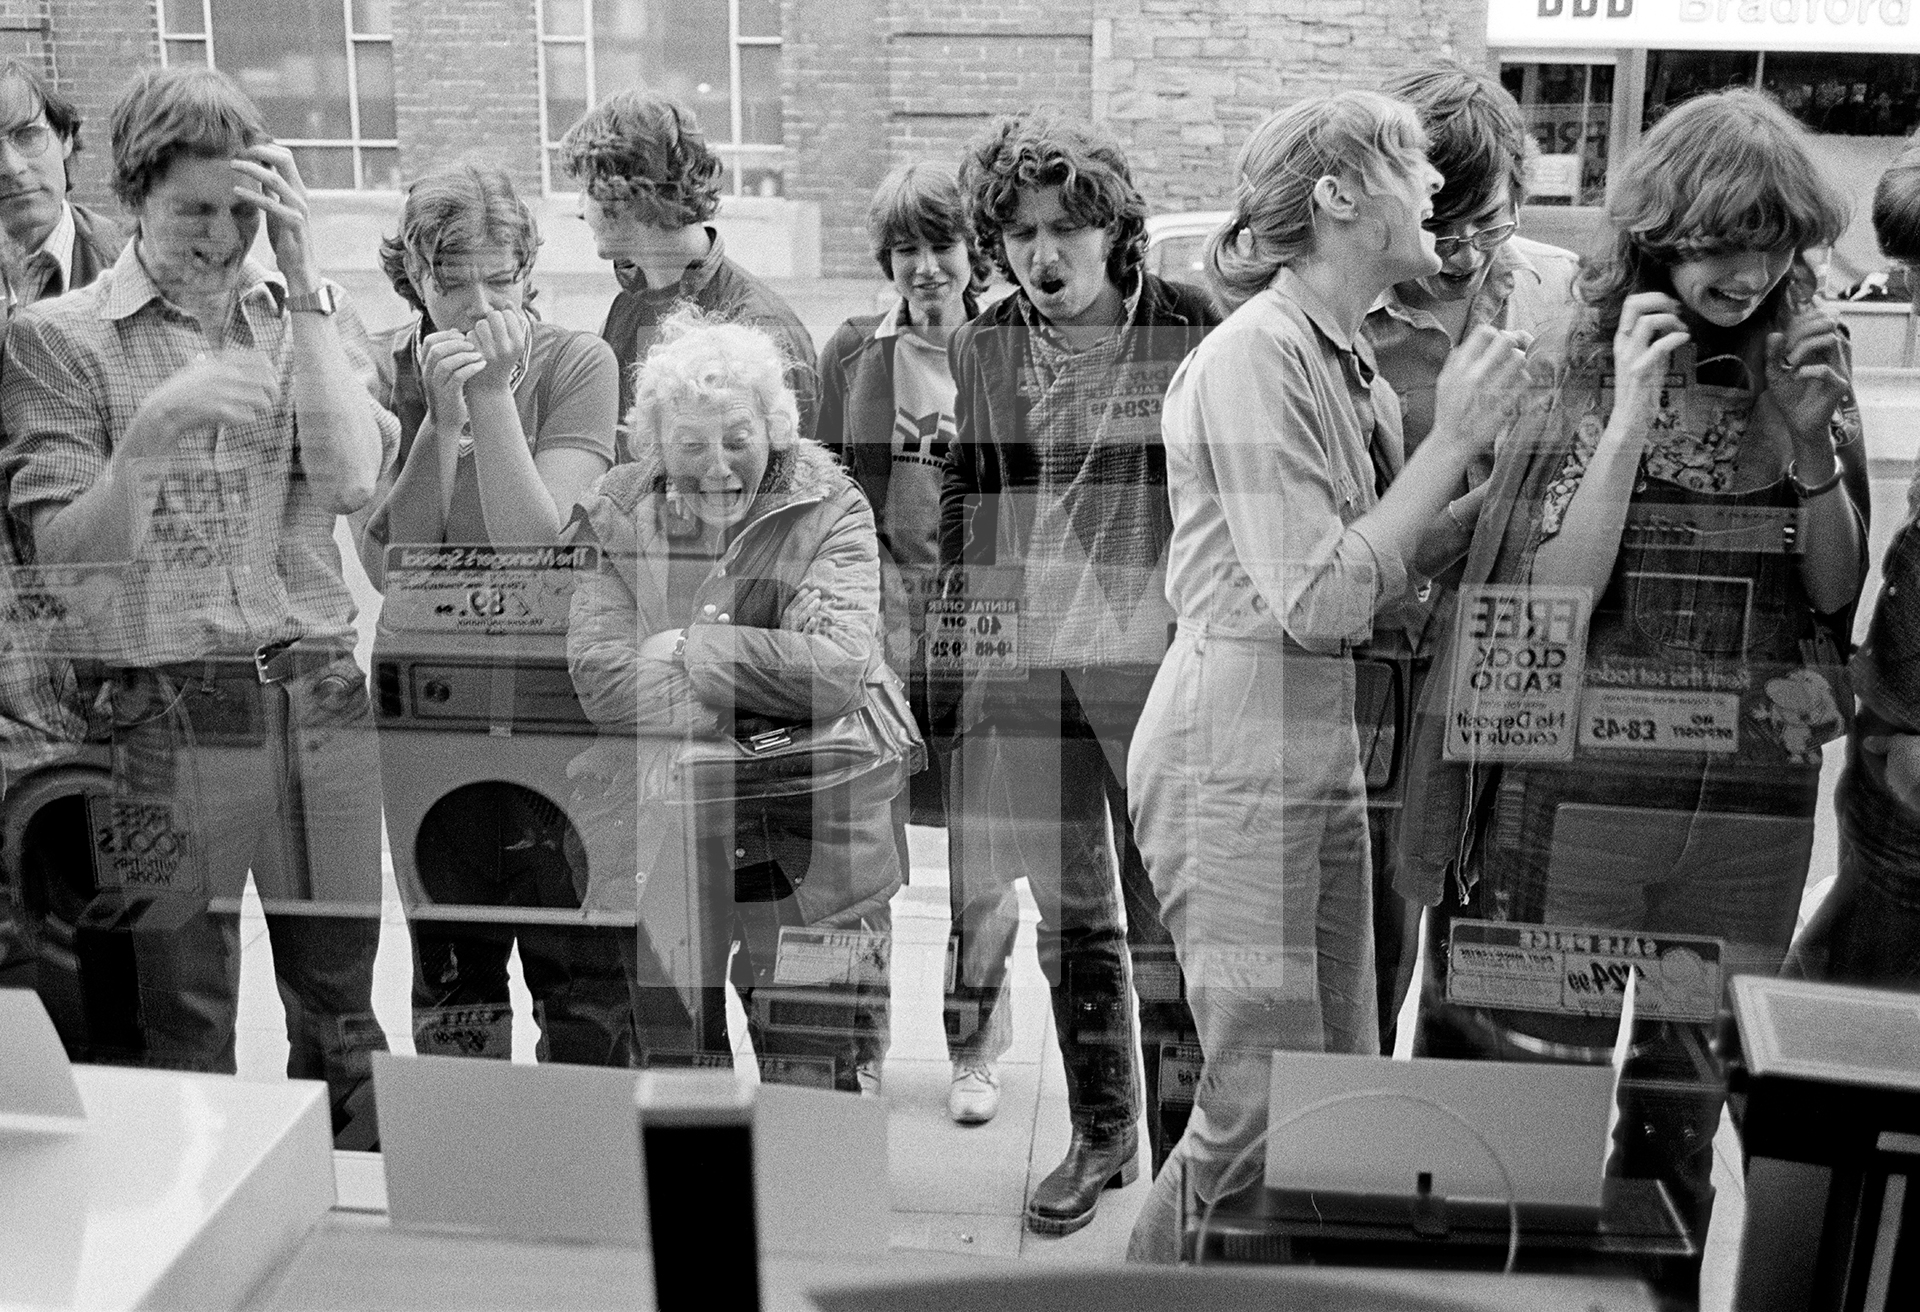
[391, 0, 541, 200]
[48, 0, 156, 209]
[789, 0, 1096, 277]
[1094, 0, 1490, 216]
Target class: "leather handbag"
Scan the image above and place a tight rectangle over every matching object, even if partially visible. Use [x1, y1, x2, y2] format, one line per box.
[668, 667, 926, 805]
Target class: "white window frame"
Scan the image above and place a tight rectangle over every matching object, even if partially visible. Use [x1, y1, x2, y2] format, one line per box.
[155, 0, 399, 193]
[537, 0, 784, 198]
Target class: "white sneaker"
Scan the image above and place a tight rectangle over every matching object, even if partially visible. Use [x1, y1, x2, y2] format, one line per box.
[856, 1059, 884, 1098]
[948, 1060, 1001, 1124]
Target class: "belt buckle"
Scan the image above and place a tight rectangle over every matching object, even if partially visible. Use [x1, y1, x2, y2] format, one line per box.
[254, 640, 292, 684]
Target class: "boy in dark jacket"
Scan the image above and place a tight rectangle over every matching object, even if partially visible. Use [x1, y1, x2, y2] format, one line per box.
[940, 109, 1215, 1235]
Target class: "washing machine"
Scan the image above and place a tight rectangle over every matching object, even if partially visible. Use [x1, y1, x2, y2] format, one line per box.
[372, 544, 717, 1048]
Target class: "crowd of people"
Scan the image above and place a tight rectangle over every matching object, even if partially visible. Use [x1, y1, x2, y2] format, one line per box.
[0, 47, 1917, 1272]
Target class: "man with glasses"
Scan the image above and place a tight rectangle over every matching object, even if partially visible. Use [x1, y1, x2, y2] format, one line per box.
[0, 58, 126, 996]
[0, 58, 123, 316]
[1360, 63, 1577, 1053]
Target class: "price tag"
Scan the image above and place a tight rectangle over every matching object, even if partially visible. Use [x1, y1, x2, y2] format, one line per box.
[771, 926, 891, 987]
[1157, 1043, 1204, 1107]
[1579, 688, 1740, 754]
[925, 597, 1023, 680]
[87, 795, 202, 896]
[1445, 919, 1723, 1024]
[1443, 584, 1589, 763]
[382, 544, 598, 635]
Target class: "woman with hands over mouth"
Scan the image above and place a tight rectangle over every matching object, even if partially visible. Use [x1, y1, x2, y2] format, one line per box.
[1401, 88, 1865, 1247]
[362, 163, 616, 587]
[1125, 89, 1528, 1262]
[359, 164, 628, 1067]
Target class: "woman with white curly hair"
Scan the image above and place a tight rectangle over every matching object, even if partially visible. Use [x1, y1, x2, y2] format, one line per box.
[566, 311, 905, 1091]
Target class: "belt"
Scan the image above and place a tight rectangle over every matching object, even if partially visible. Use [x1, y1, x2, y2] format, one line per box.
[109, 639, 356, 688]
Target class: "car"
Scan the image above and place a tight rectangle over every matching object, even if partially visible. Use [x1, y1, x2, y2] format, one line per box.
[1144, 210, 1231, 288]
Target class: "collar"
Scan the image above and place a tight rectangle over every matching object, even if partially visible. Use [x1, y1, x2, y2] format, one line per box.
[1275, 266, 1360, 354]
[99, 239, 282, 323]
[1368, 240, 1530, 333]
[872, 297, 910, 342]
[612, 226, 725, 300]
[33, 203, 75, 295]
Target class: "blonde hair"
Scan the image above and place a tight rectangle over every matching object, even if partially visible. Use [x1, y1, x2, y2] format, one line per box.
[1206, 91, 1429, 311]
[626, 309, 800, 457]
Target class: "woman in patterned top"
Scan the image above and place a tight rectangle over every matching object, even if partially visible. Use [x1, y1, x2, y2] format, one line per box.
[1402, 88, 1867, 1245]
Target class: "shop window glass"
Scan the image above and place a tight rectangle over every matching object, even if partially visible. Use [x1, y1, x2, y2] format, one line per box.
[1501, 61, 1614, 207]
[1763, 52, 1920, 138]
[1643, 50, 1761, 130]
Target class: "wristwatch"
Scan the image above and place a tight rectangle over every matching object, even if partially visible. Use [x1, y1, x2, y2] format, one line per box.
[285, 284, 337, 316]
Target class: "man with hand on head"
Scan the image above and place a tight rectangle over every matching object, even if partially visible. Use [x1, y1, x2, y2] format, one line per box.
[1, 64, 397, 1145]
[558, 91, 814, 452]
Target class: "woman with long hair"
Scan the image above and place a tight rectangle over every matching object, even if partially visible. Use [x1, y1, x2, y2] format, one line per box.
[1125, 90, 1526, 1260]
[1403, 88, 1865, 1242]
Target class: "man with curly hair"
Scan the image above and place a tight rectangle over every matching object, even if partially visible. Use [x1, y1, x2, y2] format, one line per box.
[558, 91, 814, 452]
[938, 109, 1214, 1235]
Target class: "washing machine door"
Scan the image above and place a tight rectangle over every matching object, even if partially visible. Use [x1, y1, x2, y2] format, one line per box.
[1, 755, 147, 1062]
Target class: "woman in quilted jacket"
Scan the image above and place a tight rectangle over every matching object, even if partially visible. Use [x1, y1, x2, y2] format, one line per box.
[566, 312, 904, 1092]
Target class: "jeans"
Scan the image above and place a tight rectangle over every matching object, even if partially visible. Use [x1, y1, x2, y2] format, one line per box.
[946, 665, 1196, 1156]
[101, 656, 389, 1144]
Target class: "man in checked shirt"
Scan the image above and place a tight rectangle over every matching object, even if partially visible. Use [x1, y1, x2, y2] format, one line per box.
[1, 65, 397, 1146]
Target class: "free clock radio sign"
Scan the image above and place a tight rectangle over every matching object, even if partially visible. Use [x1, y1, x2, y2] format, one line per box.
[1487, 0, 1920, 54]
[1444, 585, 1590, 764]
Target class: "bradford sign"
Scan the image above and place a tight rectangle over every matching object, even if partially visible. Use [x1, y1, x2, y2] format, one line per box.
[1488, 0, 1920, 52]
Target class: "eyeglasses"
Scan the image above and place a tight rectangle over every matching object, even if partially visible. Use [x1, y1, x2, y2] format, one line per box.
[1428, 221, 1517, 261]
[0, 122, 54, 159]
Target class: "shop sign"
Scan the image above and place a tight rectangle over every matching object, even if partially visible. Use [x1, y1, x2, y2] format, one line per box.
[1489, 0, 1920, 54]
[1442, 584, 1590, 764]
[382, 543, 598, 635]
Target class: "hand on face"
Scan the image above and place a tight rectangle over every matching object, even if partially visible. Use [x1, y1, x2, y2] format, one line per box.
[1611, 290, 1691, 432]
[1764, 300, 1850, 448]
[465, 307, 529, 395]
[229, 142, 319, 291]
[419, 329, 485, 429]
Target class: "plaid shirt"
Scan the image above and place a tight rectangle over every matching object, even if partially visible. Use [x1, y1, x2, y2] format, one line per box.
[1, 245, 397, 677]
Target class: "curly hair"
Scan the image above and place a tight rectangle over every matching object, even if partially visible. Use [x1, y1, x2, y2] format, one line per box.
[866, 161, 993, 291]
[557, 91, 722, 229]
[959, 110, 1145, 290]
[628, 308, 800, 460]
[1384, 62, 1532, 227]
[109, 65, 267, 212]
[0, 57, 84, 182]
[1567, 88, 1849, 375]
[379, 163, 541, 316]
[1206, 91, 1429, 312]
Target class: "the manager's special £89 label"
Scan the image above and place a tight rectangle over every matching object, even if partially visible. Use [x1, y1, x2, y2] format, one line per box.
[1579, 687, 1740, 754]
[1443, 584, 1590, 764]
[382, 544, 599, 635]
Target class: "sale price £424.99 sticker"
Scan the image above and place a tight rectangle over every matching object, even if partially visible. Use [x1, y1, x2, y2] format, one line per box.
[1445, 918, 1723, 1024]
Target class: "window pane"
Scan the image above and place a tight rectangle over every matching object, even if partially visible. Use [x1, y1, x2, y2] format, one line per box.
[736, 158, 782, 198]
[544, 43, 589, 145]
[360, 147, 400, 191]
[349, 0, 391, 36]
[737, 0, 781, 39]
[354, 40, 396, 139]
[1503, 62, 1613, 208]
[739, 45, 782, 146]
[543, 0, 586, 38]
[1643, 50, 1759, 131]
[210, 0, 352, 141]
[162, 0, 206, 35]
[1763, 51, 1920, 138]
[292, 145, 354, 190]
[595, 0, 729, 138]
[165, 39, 210, 67]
